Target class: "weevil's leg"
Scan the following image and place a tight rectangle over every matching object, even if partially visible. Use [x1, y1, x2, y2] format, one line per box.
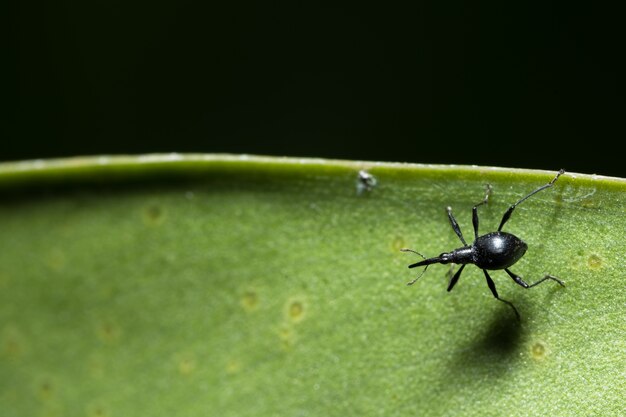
[498, 169, 565, 231]
[472, 184, 492, 240]
[505, 269, 565, 288]
[445, 264, 455, 281]
[446, 206, 467, 246]
[483, 269, 521, 321]
[447, 264, 466, 292]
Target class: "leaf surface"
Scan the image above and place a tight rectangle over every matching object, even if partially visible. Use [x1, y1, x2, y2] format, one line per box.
[0, 155, 624, 416]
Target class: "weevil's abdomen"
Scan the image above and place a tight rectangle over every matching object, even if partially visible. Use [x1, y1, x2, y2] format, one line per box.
[473, 231, 527, 270]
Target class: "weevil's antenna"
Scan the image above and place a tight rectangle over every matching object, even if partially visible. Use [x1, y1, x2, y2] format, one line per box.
[400, 248, 430, 285]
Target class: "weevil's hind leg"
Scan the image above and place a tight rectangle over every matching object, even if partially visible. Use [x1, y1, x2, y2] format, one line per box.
[498, 169, 565, 232]
[447, 264, 466, 292]
[505, 269, 566, 288]
[446, 206, 467, 246]
[472, 184, 492, 240]
[483, 269, 521, 321]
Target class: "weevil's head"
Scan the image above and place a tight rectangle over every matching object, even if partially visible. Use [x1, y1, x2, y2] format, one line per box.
[438, 252, 453, 264]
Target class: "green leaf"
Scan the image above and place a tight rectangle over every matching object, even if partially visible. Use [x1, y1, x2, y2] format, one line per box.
[0, 155, 624, 416]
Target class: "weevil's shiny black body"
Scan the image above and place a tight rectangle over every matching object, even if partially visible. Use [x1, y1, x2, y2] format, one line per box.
[415, 231, 527, 270]
[474, 232, 527, 270]
[403, 170, 566, 320]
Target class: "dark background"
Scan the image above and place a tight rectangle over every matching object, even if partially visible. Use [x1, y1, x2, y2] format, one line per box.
[6, 1, 625, 176]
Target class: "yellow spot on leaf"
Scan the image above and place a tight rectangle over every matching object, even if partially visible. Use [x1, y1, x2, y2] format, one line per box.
[2, 326, 25, 360]
[391, 236, 406, 252]
[241, 290, 259, 311]
[285, 297, 307, 323]
[531, 341, 548, 360]
[178, 356, 196, 376]
[226, 359, 242, 374]
[36, 376, 56, 402]
[587, 254, 603, 270]
[289, 301, 304, 320]
[143, 205, 165, 226]
[86, 403, 109, 417]
[97, 321, 121, 343]
[278, 326, 296, 350]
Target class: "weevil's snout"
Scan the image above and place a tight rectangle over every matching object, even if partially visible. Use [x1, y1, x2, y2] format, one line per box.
[408, 253, 450, 268]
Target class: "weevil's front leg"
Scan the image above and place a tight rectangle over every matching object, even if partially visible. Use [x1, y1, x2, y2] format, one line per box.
[498, 169, 565, 231]
[446, 206, 467, 246]
[472, 184, 492, 240]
